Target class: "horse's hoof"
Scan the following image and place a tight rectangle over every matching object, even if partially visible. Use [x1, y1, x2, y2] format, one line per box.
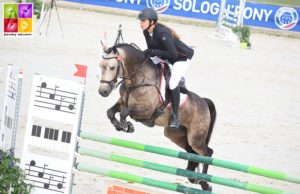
[125, 122, 134, 133]
[187, 178, 196, 184]
[116, 126, 123, 131]
[112, 120, 122, 131]
[199, 181, 212, 191]
[120, 121, 128, 131]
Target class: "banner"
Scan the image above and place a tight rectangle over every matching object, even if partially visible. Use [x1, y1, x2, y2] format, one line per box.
[65, 0, 300, 32]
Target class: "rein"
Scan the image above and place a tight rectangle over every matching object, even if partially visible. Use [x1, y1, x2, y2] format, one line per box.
[100, 44, 166, 110]
[100, 51, 150, 90]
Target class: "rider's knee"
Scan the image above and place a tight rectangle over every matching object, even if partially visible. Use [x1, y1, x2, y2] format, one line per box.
[169, 79, 179, 90]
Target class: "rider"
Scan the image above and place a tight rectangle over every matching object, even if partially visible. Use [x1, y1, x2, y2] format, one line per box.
[138, 8, 194, 129]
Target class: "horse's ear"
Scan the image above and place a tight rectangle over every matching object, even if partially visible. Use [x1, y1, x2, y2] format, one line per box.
[101, 40, 108, 52]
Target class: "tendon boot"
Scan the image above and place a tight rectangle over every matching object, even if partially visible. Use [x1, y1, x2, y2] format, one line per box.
[169, 86, 180, 128]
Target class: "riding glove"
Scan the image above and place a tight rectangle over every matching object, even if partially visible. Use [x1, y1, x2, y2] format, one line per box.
[143, 49, 159, 58]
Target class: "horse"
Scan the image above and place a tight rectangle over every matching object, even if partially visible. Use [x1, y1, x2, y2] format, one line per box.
[98, 43, 216, 191]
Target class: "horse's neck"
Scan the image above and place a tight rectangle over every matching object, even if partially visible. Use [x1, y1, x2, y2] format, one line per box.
[123, 58, 158, 85]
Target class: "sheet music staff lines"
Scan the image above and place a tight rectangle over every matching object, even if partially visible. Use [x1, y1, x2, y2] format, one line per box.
[37, 83, 78, 95]
[35, 92, 78, 103]
[25, 160, 66, 193]
[33, 82, 79, 114]
[24, 180, 64, 193]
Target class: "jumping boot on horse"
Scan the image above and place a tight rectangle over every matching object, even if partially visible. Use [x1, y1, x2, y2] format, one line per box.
[169, 86, 180, 128]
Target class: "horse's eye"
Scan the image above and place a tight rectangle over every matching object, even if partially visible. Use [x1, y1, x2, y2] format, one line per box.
[110, 67, 116, 71]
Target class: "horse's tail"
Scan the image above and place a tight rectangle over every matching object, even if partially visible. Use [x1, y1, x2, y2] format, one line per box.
[204, 98, 216, 145]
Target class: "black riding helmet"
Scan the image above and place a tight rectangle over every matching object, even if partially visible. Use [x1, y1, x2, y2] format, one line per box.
[138, 8, 158, 23]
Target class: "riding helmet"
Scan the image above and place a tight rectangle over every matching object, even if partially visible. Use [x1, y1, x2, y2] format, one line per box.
[138, 8, 158, 22]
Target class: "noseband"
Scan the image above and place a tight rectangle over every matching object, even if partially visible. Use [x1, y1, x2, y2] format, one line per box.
[100, 54, 124, 90]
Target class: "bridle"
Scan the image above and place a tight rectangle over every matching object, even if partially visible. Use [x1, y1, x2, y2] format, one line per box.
[100, 49, 149, 91]
[100, 54, 125, 91]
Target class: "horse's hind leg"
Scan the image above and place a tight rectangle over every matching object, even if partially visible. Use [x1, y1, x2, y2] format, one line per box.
[198, 147, 213, 191]
[165, 126, 211, 191]
[201, 147, 213, 175]
[164, 127, 200, 169]
[185, 145, 200, 182]
[187, 130, 212, 191]
[164, 127, 201, 182]
[164, 126, 188, 149]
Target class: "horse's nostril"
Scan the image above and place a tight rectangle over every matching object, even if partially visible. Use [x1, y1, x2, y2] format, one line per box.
[99, 89, 109, 97]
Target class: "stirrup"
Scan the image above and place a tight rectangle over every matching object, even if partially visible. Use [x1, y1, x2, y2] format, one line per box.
[169, 114, 180, 128]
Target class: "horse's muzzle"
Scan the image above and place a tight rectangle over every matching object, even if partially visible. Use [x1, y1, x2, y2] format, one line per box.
[98, 87, 111, 97]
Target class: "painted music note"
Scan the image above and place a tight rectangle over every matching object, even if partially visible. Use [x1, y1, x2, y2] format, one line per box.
[55, 96, 65, 110]
[9, 72, 17, 80]
[49, 85, 59, 99]
[44, 175, 53, 189]
[38, 164, 48, 178]
[57, 175, 64, 189]
[39, 82, 47, 96]
[27, 160, 36, 176]
[68, 96, 76, 110]
[7, 81, 17, 100]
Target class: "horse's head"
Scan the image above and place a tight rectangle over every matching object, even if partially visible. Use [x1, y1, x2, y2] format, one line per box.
[98, 42, 125, 97]
[99, 42, 151, 97]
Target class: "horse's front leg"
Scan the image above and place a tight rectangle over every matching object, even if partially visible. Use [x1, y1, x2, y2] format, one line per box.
[119, 107, 134, 133]
[107, 100, 123, 131]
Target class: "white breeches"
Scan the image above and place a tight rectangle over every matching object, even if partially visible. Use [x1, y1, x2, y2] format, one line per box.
[150, 57, 191, 90]
[169, 60, 191, 90]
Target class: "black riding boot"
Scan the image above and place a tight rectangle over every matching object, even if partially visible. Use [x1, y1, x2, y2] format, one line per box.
[169, 86, 180, 128]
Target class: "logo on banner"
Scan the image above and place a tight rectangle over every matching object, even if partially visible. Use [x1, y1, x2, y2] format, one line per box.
[146, 0, 170, 13]
[275, 7, 298, 30]
[3, 3, 33, 37]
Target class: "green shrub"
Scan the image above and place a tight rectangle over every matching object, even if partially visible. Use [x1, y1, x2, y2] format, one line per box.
[0, 150, 33, 194]
[232, 25, 251, 43]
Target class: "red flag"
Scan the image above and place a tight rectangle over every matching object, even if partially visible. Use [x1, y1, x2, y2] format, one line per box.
[73, 64, 87, 78]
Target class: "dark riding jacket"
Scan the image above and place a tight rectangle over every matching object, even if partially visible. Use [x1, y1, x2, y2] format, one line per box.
[143, 23, 194, 64]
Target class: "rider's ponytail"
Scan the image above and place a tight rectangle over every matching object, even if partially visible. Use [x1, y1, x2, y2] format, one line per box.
[157, 22, 180, 40]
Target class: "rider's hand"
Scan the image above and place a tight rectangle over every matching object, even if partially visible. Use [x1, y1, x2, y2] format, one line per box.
[143, 49, 158, 58]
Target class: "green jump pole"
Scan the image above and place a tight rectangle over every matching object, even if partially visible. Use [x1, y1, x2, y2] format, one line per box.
[76, 163, 213, 194]
[78, 147, 293, 194]
[79, 131, 300, 185]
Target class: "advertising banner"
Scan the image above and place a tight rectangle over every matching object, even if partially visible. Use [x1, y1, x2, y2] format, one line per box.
[65, 0, 299, 32]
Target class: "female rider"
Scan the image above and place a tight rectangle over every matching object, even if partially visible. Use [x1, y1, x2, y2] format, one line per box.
[138, 8, 194, 129]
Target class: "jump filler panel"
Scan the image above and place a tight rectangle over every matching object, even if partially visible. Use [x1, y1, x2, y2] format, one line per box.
[21, 75, 85, 194]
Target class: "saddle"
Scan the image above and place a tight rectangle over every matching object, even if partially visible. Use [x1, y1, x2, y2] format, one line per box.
[157, 63, 188, 103]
